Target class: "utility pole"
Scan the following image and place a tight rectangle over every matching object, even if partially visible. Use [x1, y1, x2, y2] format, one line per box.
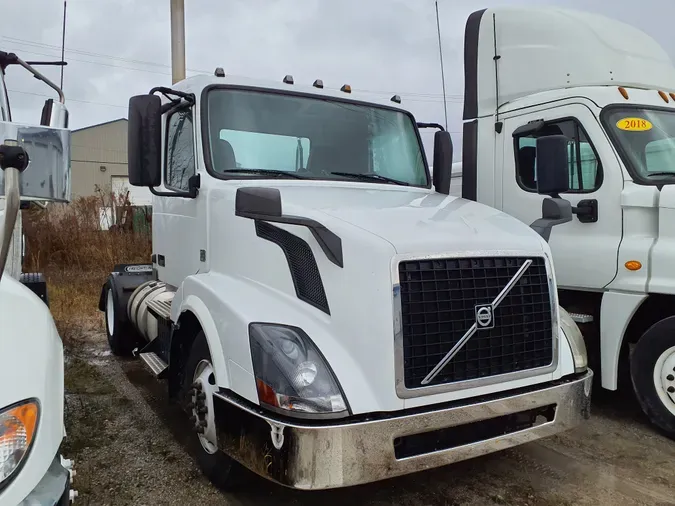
[170, 0, 186, 84]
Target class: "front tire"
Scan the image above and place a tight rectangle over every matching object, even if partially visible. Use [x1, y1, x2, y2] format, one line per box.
[104, 281, 140, 356]
[630, 317, 675, 439]
[181, 331, 246, 490]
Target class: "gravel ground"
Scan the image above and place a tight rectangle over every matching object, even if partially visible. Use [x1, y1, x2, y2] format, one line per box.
[63, 333, 675, 506]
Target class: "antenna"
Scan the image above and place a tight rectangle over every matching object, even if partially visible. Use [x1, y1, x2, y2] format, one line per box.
[435, 0, 448, 131]
[493, 12, 501, 128]
[60, 1, 67, 90]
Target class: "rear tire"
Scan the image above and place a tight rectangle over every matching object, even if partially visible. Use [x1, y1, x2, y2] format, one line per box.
[181, 331, 247, 491]
[630, 317, 675, 439]
[104, 281, 140, 356]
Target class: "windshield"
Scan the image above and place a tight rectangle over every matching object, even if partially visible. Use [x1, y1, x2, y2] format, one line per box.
[205, 88, 428, 186]
[603, 106, 675, 183]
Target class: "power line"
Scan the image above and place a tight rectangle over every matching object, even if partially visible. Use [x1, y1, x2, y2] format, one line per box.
[7, 89, 127, 109]
[3, 35, 465, 101]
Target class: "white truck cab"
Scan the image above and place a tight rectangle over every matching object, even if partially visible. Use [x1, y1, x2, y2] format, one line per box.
[0, 52, 75, 504]
[451, 6, 675, 437]
[100, 69, 592, 490]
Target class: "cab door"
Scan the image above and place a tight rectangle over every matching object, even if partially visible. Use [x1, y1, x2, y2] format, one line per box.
[500, 103, 623, 290]
[152, 105, 204, 288]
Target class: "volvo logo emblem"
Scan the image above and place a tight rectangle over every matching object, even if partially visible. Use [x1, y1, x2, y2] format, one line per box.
[475, 304, 495, 329]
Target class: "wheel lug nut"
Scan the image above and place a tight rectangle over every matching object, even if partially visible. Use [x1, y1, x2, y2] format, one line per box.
[668, 374, 674, 382]
[667, 386, 675, 394]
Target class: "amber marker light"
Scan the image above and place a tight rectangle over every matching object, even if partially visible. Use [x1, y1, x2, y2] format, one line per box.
[625, 260, 642, 271]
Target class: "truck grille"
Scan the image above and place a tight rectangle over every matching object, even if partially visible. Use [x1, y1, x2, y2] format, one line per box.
[399, 256, 553, 389]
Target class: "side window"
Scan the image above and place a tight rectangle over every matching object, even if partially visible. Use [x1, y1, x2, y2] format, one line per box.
[165, 109, 195, 191]
[514, 119, 602, 193]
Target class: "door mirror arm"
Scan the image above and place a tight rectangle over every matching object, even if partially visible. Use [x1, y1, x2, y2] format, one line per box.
[150, 174, 200, 199]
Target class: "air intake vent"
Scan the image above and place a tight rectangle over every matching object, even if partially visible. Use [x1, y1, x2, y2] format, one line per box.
[256, 221, 330, 314]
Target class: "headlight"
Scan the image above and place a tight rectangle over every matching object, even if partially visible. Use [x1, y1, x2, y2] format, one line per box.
[0, 400, 39, 485]
[559, 306, 588, 373]
[249, 323, 349, 417]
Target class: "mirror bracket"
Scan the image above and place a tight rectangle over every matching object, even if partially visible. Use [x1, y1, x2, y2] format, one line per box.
[150, 174, 200, 199]
[530, 198, 573, 242]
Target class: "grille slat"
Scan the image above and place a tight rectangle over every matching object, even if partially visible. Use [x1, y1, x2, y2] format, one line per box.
[399, 256, 553, 389]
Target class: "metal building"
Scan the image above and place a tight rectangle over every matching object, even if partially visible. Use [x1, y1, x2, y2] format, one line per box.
[71, 118, 151, 205]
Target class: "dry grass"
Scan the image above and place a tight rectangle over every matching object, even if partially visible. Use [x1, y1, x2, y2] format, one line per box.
[22, 191, 152, 340]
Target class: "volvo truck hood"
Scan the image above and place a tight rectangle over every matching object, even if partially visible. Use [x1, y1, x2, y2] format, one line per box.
[274, 184, 546, 255]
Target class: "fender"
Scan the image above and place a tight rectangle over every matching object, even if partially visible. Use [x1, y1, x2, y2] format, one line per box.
[600, 291, 647, 389]
[173, 272, 387, 413]
[172, 290, 230, 392]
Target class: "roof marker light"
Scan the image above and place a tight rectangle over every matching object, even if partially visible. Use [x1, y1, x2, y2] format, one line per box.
[283, 75, 294, 85]
[391, 95, 401, 104]
[214, 67, 225, 77]
[618, 87, 629, 100]
[340, 84, 352, 93]
[659, 90, 670, 103]
[670, 92, 675, 102]
[313, 79, 324, 89]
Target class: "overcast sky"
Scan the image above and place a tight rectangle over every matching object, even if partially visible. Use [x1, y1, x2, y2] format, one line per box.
[3, 0, 674, 157]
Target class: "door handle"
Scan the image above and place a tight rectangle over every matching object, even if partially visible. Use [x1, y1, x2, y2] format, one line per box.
[572, 199, 598, 223]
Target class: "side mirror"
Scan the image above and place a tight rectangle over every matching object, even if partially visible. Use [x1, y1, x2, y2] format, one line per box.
[40, 99, 69, 129]
[432, 130, 453, 195]
[535, 135, 570, 197]
[530, 198, 573, 242]
[128, 94, 162, 187]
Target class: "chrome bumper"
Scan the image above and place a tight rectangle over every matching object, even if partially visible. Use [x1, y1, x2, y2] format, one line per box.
[18, 455, 76, 505]
[213, 370, 593, 490]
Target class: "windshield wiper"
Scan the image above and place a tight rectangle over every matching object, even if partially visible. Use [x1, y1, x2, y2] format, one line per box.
[330, 171, 409, 186]
[646, 172, 675, 177]
[220, 168, 304, 179]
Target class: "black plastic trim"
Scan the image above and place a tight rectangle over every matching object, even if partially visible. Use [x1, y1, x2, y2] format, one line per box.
[235, 186, 343, 268]
[600, 103, 675, 187]
[19, 272, 49, 307]
[461, 119, 478, 201]
[512, 115, 604, 194]
[255, 221, 330, 315]
[199, 84, 431, 188]
[463, 9, 487, 121]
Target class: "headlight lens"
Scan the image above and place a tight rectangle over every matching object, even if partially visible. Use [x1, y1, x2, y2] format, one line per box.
[0, 400, 39, 485]
[249, 324, 348, 416]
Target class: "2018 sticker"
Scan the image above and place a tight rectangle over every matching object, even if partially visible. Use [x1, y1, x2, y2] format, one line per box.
[616, 117, 653, 131]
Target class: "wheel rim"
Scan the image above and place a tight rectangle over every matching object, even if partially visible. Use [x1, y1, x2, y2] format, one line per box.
[653, 345, 675, 416]
[106, 288, 115, 336]
[191, 359, 218, 454]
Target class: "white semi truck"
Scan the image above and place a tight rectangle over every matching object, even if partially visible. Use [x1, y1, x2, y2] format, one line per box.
[0, 52, 76, 504]
[98, 7, 593, 489]
[447, 6, 675, 438]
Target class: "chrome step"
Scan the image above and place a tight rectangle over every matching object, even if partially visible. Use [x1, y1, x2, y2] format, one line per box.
[139, 351, 168, 378]
[146, 298, 172, 320]
[569, 312, 594, 324]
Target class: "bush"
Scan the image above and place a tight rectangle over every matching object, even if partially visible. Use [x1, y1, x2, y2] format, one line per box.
[21, 190, 152, 340]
